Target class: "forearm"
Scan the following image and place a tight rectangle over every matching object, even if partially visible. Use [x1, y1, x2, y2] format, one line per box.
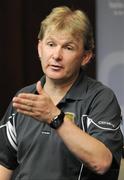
[0, 165, 13, 180]
[57, 116, 112, 174]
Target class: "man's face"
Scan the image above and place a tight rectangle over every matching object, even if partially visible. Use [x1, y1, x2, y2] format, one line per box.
[38, 30, 86, 84]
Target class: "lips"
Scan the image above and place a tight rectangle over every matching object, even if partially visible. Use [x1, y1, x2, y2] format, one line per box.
[50, 64, 63, 70]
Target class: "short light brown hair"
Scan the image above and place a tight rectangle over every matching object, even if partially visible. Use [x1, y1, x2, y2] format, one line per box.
[38, 6, 94, 51]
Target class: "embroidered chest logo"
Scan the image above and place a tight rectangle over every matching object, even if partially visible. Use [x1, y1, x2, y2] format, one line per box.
[65, 112, 75, 123]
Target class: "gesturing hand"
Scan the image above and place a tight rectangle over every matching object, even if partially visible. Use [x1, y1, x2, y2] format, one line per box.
[12, 81, 60, 124]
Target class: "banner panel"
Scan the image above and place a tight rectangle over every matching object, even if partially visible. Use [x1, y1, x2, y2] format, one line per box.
[96, 0, 124, 134]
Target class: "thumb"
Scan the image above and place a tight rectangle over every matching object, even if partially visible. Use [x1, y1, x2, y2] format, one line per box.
[36, 81, 43, 95]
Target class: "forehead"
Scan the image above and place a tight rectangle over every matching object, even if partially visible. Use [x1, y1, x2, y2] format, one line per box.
[43, 29, 83, 44]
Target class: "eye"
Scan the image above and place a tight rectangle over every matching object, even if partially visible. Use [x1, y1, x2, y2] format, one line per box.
[65, 46, 74, 51]
[67, 46, 73, 50]
[63, 43, 76, 51]
[47, 42, 55, 47]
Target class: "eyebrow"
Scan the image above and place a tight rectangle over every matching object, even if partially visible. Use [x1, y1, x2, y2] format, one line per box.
[45, 36, 79, 47]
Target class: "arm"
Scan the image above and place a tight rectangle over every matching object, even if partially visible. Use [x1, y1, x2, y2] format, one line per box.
[56, 116, 112, 174]
[12, 82, 113, 175]
[0, 165, 13, 180]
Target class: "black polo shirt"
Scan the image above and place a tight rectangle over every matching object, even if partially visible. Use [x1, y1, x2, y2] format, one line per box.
[0, 70, 123, 180]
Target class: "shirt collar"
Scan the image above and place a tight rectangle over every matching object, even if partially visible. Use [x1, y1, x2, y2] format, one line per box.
[37, 69, 88, 101]
[64, 69, 88, 101]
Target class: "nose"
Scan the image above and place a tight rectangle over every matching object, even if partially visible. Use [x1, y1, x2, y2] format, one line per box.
[52, 47, 62, 61]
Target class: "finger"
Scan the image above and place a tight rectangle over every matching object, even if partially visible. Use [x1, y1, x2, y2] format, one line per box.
[13, 96, 34, 106]
[36, 81, 43, 95]
[15, 104, 41, 118]
[17, 93, 37, 101]
[13, 102, 31, 111]
[16, 108, 36, 116]
[13, 101, 39, 113]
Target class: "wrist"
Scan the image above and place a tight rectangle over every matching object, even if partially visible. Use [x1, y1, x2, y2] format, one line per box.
[49, 110, 65, 129]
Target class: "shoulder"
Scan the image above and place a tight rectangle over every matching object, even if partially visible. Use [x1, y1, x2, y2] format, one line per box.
[79, 69, 115, 96]
[82, 75, 121, 113]
[0, 83, 37, 123]
[16, 83, 37, 94]
[84, 75, 116, 98]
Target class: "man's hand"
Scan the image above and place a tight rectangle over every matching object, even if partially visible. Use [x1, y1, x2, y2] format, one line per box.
[12, 81, 60, 124]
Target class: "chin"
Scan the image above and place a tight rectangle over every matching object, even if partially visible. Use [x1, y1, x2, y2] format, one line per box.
[48, 76, 63, 81]
[46, 71, 64, 79]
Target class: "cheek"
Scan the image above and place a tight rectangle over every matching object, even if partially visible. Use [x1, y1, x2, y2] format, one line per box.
[40, 59, 47, 69]
[63, 61, 80, 75]
[40, 50, 48, 64]
[66, 57, 82, 69]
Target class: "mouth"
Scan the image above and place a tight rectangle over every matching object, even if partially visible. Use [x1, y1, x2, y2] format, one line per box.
[50, 64, 63, 71]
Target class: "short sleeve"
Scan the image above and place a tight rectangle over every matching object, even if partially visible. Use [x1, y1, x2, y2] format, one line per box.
[86, 87, 123, 163]
[0, 103, 18, 170]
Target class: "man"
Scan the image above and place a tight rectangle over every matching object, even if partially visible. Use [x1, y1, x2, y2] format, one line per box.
[0, 6, 123, 180]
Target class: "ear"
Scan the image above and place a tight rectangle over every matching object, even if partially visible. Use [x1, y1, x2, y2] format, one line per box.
[81, 51, 93, 66]
[38, 40, 42, 58]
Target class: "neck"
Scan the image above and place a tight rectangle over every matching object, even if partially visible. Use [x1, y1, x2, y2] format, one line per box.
[44, 75, 78, 104]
